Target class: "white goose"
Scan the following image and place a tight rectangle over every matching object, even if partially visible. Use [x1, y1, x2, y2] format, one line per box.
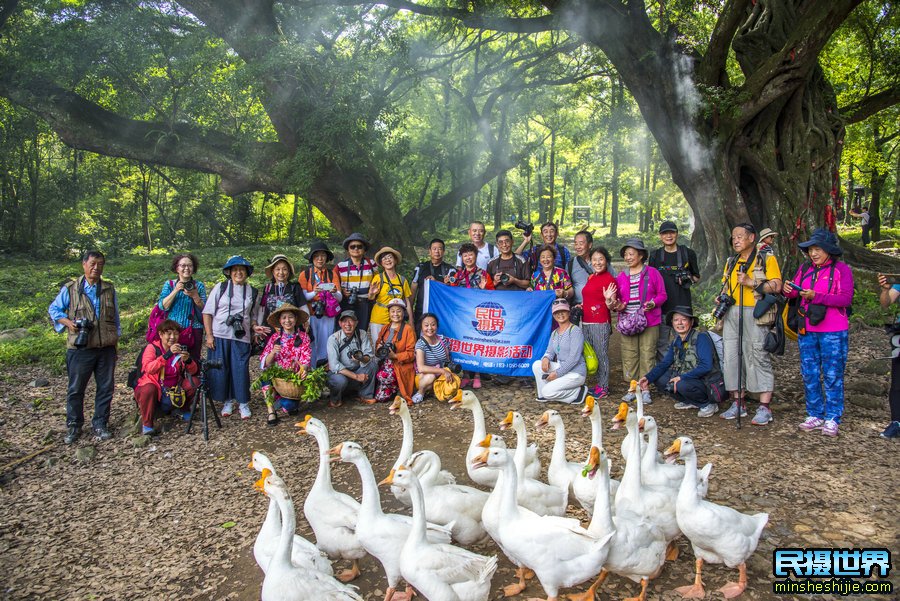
[297, 417, 367, 582]
[388, 467, 498, 601]
[387, 397, 455, 506]
[640, 415, 711, 496]
[580, 446, 667, 601]
[258, 473, 363, 601]
[573, 395, 619, 513]
[534, 409, 581, 497]
[449, 390, 539, 486]
[500, 411, 567, 516]
[248, 451, 333, 576]
[473, 445, 614, 601]
[664, 437, 768, 599]
[335, 441, 452, 601]
[621, 389, 651, 461]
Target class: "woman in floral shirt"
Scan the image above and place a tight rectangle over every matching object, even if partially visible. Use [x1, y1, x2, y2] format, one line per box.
[531, 244, 574, 299]
[258, 303, 311, 424]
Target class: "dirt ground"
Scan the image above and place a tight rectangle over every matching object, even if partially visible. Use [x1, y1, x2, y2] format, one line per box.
[0, 323, 898, 601]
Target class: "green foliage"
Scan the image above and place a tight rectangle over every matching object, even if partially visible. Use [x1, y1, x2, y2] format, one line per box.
[252, 365, 328, 403]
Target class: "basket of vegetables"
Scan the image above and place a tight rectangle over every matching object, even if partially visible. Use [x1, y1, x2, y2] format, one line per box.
[252, 364, 328, 403]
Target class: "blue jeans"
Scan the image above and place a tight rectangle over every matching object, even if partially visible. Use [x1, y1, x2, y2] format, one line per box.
[207, 338, 251, 405]
[65, 346, 117, 429]
[798, 330, 848, 422]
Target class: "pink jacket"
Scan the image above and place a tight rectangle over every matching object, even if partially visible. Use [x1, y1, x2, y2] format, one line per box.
[615, 266, 667, 328]
[135, 340, 199, 394]
[783, 259, 853, 332]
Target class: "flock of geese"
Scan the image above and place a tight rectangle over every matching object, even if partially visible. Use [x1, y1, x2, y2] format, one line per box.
[248, 391, 769, 601]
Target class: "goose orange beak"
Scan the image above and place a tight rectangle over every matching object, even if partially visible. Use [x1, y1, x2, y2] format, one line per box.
[582, 446, 601, 479]
[328, 443, 343, 462]
[638, 417, 645, 433]
[471, 448, 490, 469]
[253, 468, 272, 493]
[499, 411, 514, 430]
[581, 395, 595, 417]
[610, 402, 628, 430]
[628, 379, 638, 392]
[477, 434, 492, 448]
[389, 397, 403, 415]
[295, 414, 313, 434]
[664, 439, 682, 464]
[535, 411, 551, 429]
[379, 468, 397, 486]
[247, 451, 256, 469]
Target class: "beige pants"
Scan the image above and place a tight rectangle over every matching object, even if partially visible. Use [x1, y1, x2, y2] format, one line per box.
[620, 325, 659, 382]
[722, 306, 773, 393]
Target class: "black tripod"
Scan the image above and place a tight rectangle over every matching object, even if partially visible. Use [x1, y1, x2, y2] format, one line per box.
[185, 358, 223, 441]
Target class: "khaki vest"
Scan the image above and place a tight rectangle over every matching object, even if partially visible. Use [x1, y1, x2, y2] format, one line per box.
[65, 276, 119, 349]
[671, 329, 719, 375]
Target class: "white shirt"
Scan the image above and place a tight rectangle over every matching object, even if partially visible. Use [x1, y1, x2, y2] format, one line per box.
[456, 242, 495, 271]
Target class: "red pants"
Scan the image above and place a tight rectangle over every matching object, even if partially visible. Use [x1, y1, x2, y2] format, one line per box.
[134, 383, 196, 428]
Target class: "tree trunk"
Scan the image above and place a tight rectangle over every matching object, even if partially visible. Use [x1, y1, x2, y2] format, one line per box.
[305, 198, 316, 238]
[892, 154, 900, 227]
[602, 185, 608, 228]
[548, 128, 556, 222]
[868, 168, 886, 242]
[494, 171, 506, 229]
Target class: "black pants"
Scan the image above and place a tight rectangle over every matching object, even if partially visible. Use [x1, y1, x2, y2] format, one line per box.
[652, 371, 710, 406]
[862, 225, 871, 246]
[890, 355, 900, 422]
[65, 346, 117, 429]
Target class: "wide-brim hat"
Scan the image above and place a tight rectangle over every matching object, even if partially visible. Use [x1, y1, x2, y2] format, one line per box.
[798, 227, 842, 256]
[267, 302, 309, 329]
[665, 305, 697, 327]
[386, 298, 406, 310]
[264, 254, 295, 280]
[619, 238, 648, 260]
[551, 299, 571, 314]
[374, 246, 402, 265]
[758, 228, 778, 241]
[342, 232, 370, 251]
[305, 241, 334, 263]
[222, 255, 254, 277]
[658, 220, 678, 234]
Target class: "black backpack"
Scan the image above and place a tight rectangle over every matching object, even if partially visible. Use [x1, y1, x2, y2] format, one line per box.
[126, 344, 162, 389]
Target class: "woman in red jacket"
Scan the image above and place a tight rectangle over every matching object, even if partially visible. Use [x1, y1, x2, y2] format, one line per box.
[134, 319, 199, 435]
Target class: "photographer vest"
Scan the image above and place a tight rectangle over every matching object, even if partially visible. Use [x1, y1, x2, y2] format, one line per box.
[65, 276, 119, 350]
[671, 330, 720, 375]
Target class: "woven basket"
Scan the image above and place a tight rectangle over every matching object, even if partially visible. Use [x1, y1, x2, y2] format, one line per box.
[273, 378, 306, 400]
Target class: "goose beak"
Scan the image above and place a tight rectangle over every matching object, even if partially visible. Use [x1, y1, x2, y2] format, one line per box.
[253, 468, 272, 493]
[379, 468, 396, 486]
[582, 446, 601, 479]
[581, 395, 595, 417]
[638, 417, 645, 433]
[535, 411, 551, 429]
[247, 451, 256, 469]
[663, 439, 682, 464]
[610, 402, 628, 430]
[628, 379, 638, 392]
[389, 397, 402, 415]
[295, 414, 313, 434]
[448, 390, 463, 409]
[471, 448, 490, 469]
[499, 411, 514, 431]
[477, 434, 492, 448]
[328, 443, 344, 463]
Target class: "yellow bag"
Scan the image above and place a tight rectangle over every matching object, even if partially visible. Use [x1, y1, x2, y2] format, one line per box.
[432, 373, 462, 401]
[583, 342, 598, 376]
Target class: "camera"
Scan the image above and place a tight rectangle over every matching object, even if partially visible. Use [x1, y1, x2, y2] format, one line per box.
[201, 358, 223, 370]
[375, 342, 395, 360]
[225, 314, 246, 338]
[674, 269, 692, 288]
[446, 269, 458, 284]
[498, 273, 511, 285]
[514, 220, 534, 237]
[712, 294, 735, 320]
[570, 305, 584, 325]
[311, 301, 326, 319]
[470, 273, 481, 288]
[182, 279, 195, 292]
[347, 287, 359, 306]
[445, 360, 462, 374]
[350, 349, 371, 364]
[72, 318, 94, 348]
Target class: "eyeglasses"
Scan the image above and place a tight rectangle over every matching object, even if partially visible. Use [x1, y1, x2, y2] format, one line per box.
[348, 245, 364, 250]
[177, 263, 194, 269]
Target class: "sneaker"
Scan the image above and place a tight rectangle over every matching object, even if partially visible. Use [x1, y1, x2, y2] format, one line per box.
[142, 426, 156, 436]
[640, 390, 653, 406]
[92, 426, 113, 441]
[750, 404, 773, 426]
[597, 386, 609, 399]
[179, 411, 192, 422]
[881, 421, 900, 439]
[798, 416, 825, 431]
[64, 426, 82, 445]
[472, 377, 482, 389]
[697, 403, 719, 418]
[622, 390, 637, 402]
[239, 403, 252, 420]
[720, 401, 748, 420]
[411, 392, 424, 405]
[674, 401, 695, 410]
[821, 419, 839, 437]
[221, 401, 236, 417]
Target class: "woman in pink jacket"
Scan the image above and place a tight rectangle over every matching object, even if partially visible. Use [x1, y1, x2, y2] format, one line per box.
[783, 228, 854, 437]
[607, 238, 667, 391]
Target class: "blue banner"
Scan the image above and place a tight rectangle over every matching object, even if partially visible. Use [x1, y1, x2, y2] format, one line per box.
[423, 281, 554, 377]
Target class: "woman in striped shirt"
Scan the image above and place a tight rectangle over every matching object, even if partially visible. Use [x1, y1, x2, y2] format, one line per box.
[157, 253, 207, 361]
[413, 313, 454, 404]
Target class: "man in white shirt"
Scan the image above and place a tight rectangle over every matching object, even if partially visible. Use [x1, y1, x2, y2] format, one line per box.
[455, 221, 496, 270]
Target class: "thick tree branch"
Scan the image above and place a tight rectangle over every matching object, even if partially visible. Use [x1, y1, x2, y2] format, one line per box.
[0, 72, 289, 196]
[0, 0, 18, 33]
[697, 0, 751, 86]
[840, 87, 900, 125]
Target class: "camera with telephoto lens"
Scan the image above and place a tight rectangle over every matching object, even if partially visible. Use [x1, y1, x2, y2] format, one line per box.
[350, 349, 371, 364]
[201, 358, 223, 370]
[225, 314, 246, 338]
[712, 294, 735, 320]
[347, 287, 359, 306]
[375, 342, 395, 360]
[673, 269, 693, 288]
[182, 279, 195, 292]
[72, 318, 94, 348]
[570, 305, 584, 325]
[514, 220, 534, 237]
[311, 301, 326, 319]
[445, 360, 462, 374]
[498, 273, 511, 285]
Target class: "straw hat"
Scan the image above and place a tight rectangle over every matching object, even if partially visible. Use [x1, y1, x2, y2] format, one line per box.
[264, 254, 295, 281]
[758, 228, 778, 242]
[266, 303, 309, 329]
[374, 246, 402, 265]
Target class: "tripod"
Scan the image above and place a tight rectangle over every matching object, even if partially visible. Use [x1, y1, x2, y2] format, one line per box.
[736, 265, 747, 429]
[185, 359, 223, 441]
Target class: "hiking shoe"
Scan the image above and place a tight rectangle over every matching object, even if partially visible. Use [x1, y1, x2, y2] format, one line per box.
[239, 403, 252, 420]
[221, 401, 235, 417]
[142, 426, 157, 436]
[674, 401, 695, 410]
[622, 390, 637, 402]
[697, 403, 719, 418]
[92, 426, 113, 441]
[881, 421, 900, 439]
[591, 385, 609, 398]
[720, 401, 748, 420]
[64, 426, 82, 445]
[460, 378, 471, 388]
[822, 419, 839, 437]
[411, 392, 424, 405]
[750, 404, 773, 426]
[640, 390, 653, 406]
[798, 416, 825, 431]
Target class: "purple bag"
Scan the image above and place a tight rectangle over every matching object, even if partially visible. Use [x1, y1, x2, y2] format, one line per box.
[146, 280, 197, 348]
[615, 269, 650, 336]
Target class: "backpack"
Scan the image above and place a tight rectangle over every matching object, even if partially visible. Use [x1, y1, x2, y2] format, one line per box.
[566, 255, 593, 277]
[127, 344, 162, 389]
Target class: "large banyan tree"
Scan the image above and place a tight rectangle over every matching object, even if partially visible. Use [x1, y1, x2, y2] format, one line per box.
[0, 0, 897, 270]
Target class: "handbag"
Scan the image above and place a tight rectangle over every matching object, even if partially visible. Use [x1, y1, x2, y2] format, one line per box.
[583, 342, 598, 375]
[615, 269, 650, 336]
[703, 370, 727, 403]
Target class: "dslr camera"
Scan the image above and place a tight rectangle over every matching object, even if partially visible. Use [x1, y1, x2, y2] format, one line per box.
[225, 314, 246, 338]
[347, 287, 359, 306]
[445, 360, 462, 374]
[712, 294, 735, 320]
[311, 301, 326, 319]
[446, 269, 458, 284]
[181, 279, 196, 292]
[375, 342, 395, 360]
[569, 305, 584, 325]
[514, 220, 534, 237]
[673, 269, 693, 288]
[201, 357, 223, 370]
[498, 273, 511, 285]
[72, 318, 94, 348]
[350, 349, 371, 364]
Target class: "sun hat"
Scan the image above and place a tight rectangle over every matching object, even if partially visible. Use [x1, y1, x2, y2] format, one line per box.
[264, 254, 295, 280]
[222, 255, 254, 277]
[305, 241, 334, 263]
[551, 298, 571, 314]
[798, 227, 842, 256]
[342, 232, 370, 251]
[619, 238, 648, 260]
[386, 298, 406, 310]
[658, 221, 678, 234]
[758, 228, 778, 242]
[374, 246, 402, 265]
[267, 303, 309, 329]
[665, 305, 698, 327]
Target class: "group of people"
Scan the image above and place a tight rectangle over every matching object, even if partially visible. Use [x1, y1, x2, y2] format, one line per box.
[49, 219, 897, 443]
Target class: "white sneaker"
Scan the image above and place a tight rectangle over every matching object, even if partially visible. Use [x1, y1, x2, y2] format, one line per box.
[239, 403, 252, 420]
[641, 390, 653, 406]
[411, 393, 424, 405]
[697, 403, 719, 418]
[221, 401, 235, 417]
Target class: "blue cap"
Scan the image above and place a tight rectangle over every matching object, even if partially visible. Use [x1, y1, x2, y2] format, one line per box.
[222, 255, 254, 277]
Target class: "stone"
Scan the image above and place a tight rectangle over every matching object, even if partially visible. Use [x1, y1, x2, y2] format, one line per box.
[872, 239, 896, 249]
[75, 445, 97, 463]
[0, 328, 29, 342]
[44, 457, 59, 468]
[131, 435, 151, 449]
[847, 395, 886, 409]
[856, 360, 890, 376]
[793, 524, 812, 533]
[29, 378, 50, 388]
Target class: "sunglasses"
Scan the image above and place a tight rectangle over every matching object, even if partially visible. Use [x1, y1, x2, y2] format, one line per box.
[348, 244, 364, 250]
